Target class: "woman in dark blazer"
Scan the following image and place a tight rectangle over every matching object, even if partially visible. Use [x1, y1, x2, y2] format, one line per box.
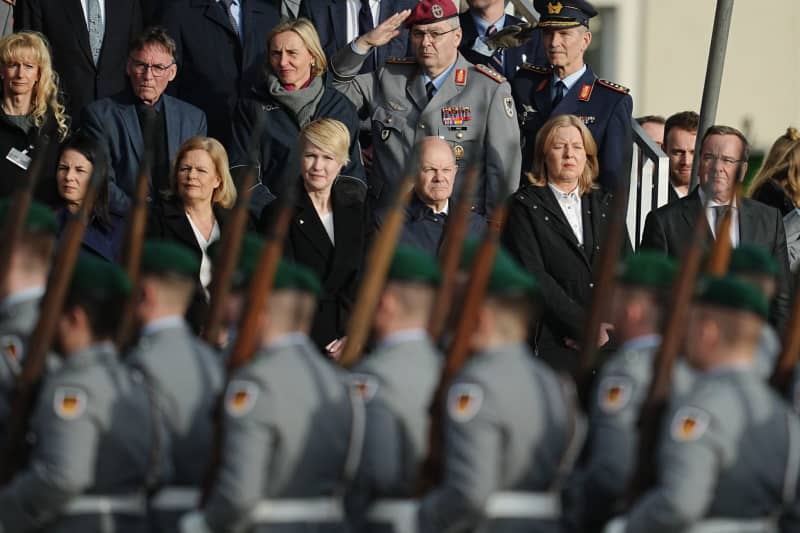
[503, 114, 630, 373]
[229, 17, 365, 215]
[259, 118, 370, 359]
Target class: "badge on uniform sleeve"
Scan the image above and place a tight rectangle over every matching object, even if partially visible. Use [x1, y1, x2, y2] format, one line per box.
[0, 334, 23, 361]
[53, 387, 87, 420]
[503, 97, 514, 118]
[225, 380, 258, 417]
[350, 373, 378, 403]
[455, 68, 467, 86]
[597, 376, 632, 414]
[448, 383, 483, 423]
[381, 128, 391, 141]
[670, 406, 710, 442]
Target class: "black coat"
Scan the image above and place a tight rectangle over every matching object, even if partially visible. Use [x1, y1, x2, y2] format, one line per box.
[640, 187, 792, 330]
[259, 177, 371, 352]
[751, 179, 795, 216]
[229, 78, 366, 215]
[17, 0, 142, 120]
[502, 182, 630, 373]
[160, 0, 281, 145]
[0, 110, 61, 207]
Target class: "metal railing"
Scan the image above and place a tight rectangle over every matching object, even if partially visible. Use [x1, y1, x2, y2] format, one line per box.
[627, 119, 670, 248]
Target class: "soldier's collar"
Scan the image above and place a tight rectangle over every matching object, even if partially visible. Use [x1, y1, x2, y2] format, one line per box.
[376, 328, 430, 351]
[552, 64, 587, 93]
[0, 286, 45, 312]
[141, 315, 186, 337]
[619, 333, 661, 353]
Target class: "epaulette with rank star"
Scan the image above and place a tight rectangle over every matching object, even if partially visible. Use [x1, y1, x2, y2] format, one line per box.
[386, 56, 417, 64]
[597, 78, 630, 94]
[475, 63, 506, 84]
[519, 63, 551, 75]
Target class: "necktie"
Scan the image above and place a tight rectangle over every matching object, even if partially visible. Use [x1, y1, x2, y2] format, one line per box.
[552, 80, 566, 108]
[712, 205, 729, 237]
[426, 80, 435, 102]
[358, 0, 374, 35]
[485, 25, 504, 73]
[86, 0, 104, 65]
[220, 0, 240, 39]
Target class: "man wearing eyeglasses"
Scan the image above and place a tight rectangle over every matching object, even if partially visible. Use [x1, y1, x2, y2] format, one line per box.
[330, 0, 521, 220]
[640, 125, 791, 331]
[81, 27, 207, 216]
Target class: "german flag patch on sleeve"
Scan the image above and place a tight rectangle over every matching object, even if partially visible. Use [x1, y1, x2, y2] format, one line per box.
[225, 380, 259, 417]
[447, 383, 484, 423]
[53, 387, 88, 420]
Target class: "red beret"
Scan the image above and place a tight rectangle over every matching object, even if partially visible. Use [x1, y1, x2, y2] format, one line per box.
[405, 0, 458, 28]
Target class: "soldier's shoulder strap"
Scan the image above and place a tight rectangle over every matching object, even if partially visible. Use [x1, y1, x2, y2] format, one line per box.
[597, 78, 630, 94]
[519, 63, 551, 75]
[386, 56, 417, 65]
[474, 63, 507, 84]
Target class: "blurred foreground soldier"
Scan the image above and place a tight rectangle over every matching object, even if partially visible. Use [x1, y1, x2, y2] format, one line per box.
[727, 244, 780, 380]
[610, 276, 800, 533]
[418, 242, 583, 533]
[0, 254, 162, 533]
[512, 0, 632, 190]
[0, 199, 56, 436]
[663, 111, 698, 202]
[375, 137, 485, 255]
[126, 240, 223, 532]
[330, 0, 521, 217]
[579, 252, 695, 532]
[180, 258, 361, 533]
[347, 245, 442, 531]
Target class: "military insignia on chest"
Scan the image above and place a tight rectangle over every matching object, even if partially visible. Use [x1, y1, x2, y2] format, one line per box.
[597, 376, 632, 414]
[453, 144, 465, 160]
[350, 373, 379, 403]
[225, 380, 259, 417]
[578, 83, 594, 101]
[381, 128, 391, 141]
[454, 68, 467, 86]
[447, 383, 484, 423]
[441, 106, 472, 130]
[670, 406, 710, 442]
[577, 115, 596, 125]
[261, 104, 280, 112]
[53, 387, 87, 420]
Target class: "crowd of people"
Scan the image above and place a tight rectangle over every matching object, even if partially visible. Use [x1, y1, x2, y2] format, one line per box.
[0, 0, 797, 532]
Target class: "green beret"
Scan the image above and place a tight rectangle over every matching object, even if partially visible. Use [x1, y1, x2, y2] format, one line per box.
[70, 254, 132, 297]
[728, 244, 778, 278]
[273, 260, 321, 296]
[694, 275, 769, 319]
[141, 240, 200, 279]
[387, 245, 441, 286]
[616, 252, 677, 290]
[0, 198, 57, 234]
[459, 239, 539, 297]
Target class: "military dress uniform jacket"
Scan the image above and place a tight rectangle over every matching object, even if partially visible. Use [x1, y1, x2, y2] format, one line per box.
[202, 334, 358, 533]
[331, 49, 521, 217]
[639, 188, 792, 330]
[418, 343, 579, 533]
[625, 366, 800, 532]
[511, 64, 633, 190]
[502, 183, 632, 373]
[0, 342, 162, 533]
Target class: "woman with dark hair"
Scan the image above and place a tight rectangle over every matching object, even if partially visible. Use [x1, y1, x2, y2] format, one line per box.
[55, 132, 125, 262]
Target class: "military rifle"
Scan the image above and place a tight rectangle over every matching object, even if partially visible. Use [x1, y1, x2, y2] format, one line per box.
[1, 161, 105, 483]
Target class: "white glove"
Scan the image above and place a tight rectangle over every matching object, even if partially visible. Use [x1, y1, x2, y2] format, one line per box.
[179, 510, 213, 533]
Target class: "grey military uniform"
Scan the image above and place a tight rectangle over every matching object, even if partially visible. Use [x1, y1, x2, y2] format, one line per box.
[418, 342, 578, 533]
[0, 341, 161, 533]
[331, 47, 521, 216]
[625, 365, 800, 533]
[202, 333, 357, 533]
[753, 323, 779, 380]
[580, 335, 696, 530]
[347, 330, 441, 528]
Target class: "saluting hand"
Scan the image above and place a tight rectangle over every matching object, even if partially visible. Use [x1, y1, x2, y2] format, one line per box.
[355, 9, 412, 53]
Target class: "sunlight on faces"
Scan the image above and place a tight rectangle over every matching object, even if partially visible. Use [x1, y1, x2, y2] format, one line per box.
[177, 149, 222, 206]
[545, 125, 587, 191]
[126, 44, 176, 106]
[301, 139, 343, 194]
[57, 149, 92, 208]
[1, 49, 40, 98]
[698, 134, 747, 203]
[269, 31, 314, 89]
[543, 26, 590, 75]
[410, 19, 461, 76]
[666, 128, 696, 187]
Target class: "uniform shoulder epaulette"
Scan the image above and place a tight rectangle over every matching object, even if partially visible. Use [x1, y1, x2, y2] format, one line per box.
[597, 78, 630, 94]
[475, 63, 507, 84]
[519, 63, 551, 75]
[386, 56, 417, 65]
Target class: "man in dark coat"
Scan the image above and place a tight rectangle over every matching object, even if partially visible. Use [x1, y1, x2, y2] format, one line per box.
[160, 0, 281, 145]
[640, 124, 792, 331]
[511, 0, 632, 190]
[17, 0, 143, 120]
[82, 27, 207, 216]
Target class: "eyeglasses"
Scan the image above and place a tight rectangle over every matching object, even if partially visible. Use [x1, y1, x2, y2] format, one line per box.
[129, 59, 174, 77]
[410, 27, 458, 42]
[700, 153, 743, 167]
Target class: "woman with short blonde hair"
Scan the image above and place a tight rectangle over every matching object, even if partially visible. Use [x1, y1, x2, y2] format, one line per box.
[300, 117, 351, 167]
[169, 136, 237, 209]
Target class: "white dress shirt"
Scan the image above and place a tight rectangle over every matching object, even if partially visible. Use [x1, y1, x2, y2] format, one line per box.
[549, 182, 583, 245]
[186, 214, 221, 290]
[346, 0, 381, 42]
[698, 187, 739, 247]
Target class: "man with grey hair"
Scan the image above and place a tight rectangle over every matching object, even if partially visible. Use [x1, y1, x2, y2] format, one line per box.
[331, 0, 521, 219]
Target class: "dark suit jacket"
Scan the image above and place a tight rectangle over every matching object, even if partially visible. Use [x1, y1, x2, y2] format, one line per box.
[259, 177, 371, 352]
[17, 0, 143, 120]
[301, 0, 415, 73]
[640, 187, 792, 329]
[458, 12, 547, 80]
[146, 196, 235, 259]
[160, 0, 281, 145]
[82, 90, 207, 216]
[502, 182, 630, 373]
